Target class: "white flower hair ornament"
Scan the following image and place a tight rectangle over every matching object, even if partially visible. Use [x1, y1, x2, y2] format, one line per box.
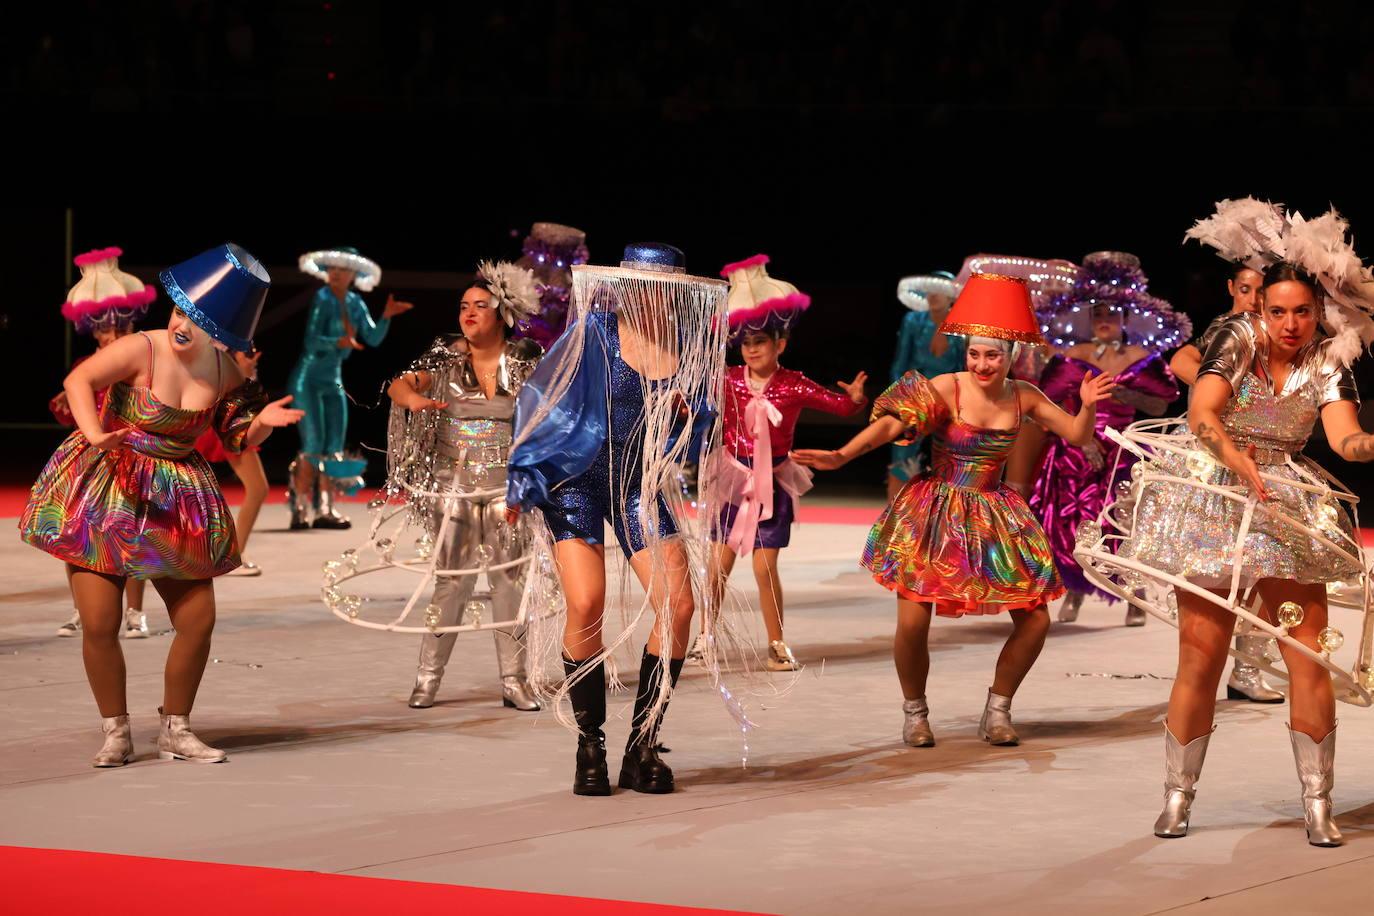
[476, 260, 541, 327]
[1186, 197, 1374, 366]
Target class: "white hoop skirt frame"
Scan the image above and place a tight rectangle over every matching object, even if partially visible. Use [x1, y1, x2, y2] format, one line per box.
[319, 475, 552, 635]
[1073, 417, 1374, 706]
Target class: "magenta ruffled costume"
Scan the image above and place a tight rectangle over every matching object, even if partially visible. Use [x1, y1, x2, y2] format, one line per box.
[1027, 353, 1178, 599]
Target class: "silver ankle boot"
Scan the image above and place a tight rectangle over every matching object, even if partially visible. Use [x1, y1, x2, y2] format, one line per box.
[978, 690, 1019, 746]
[1288, 724, 1343, 847]
[93, 715, 133, 767]
[1057, 592, 1084, 623]
[1226, 635, 1284, 703]
[902, 697, 934, 747]
[1154, 725, 1212, 838]
[157, 708, 227, 763]
[495, 628, 540, 712]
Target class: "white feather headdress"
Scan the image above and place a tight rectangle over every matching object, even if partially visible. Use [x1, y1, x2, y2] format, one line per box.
[1185, 197, 1374, 365]
[476, 260, 541, 328]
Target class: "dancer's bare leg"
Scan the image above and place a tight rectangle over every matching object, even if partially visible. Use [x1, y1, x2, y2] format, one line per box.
[226, 450, 268, 553]
[990, 606, 1051, 697]
[628, 538, 695, 660]
[70, 566, 128, 717]
[752, 547, 784, 643]
[894, 598, 932, 700]
[152, 578, 216, 715]
[125, 579, 146, 613]
[1256, 578, 1334, 740]
[555, 538, 607, 660]
[1166, 588, 1233, 742]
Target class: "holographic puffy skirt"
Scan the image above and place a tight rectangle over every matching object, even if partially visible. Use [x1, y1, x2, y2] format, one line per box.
[863, 419, 1064, 617]
[19, 382, 253, 579]
[1117, 432, 1361, 589]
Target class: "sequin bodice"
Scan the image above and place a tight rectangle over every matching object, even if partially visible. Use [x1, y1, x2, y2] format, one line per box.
[1220, 374, 1319, 460]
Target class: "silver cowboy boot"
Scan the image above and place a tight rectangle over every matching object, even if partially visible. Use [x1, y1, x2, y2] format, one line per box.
[409, 630, 458, 708]
[902, 696, 934, 747]
[978, 689, 1019, 746]
[1227, 634, 1284, 703]
[1153, 724, 1213, 838]
[1288, 724, 1343, 847]
[494, 628, 540, 711]
[93, 715, 133, 767]
[157, 708, 227, 763]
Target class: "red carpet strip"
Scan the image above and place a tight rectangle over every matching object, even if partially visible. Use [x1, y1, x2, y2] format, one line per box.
[0, 845, 771, 916]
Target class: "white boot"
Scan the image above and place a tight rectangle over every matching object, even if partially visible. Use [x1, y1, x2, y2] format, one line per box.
[93, 715, 133, 767]
[157, 708, 227, 763]
[902, 697, 934, 747]
[122, 607, 149, 639]
[978, 689, 1019, 746]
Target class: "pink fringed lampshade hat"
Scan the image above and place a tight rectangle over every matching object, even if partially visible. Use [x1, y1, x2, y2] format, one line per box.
[60, 247, 157, 334]
[721, 254, 811, 344]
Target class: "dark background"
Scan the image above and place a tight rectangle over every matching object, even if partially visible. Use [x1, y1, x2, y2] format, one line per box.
[6, 1, 1374, 499]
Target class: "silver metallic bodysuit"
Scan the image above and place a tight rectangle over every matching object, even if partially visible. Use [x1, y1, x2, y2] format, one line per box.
[388, 335, 543, 707]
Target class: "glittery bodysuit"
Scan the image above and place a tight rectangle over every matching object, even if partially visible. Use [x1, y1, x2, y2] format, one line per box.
[541, 312, 679, 557]
[1119, 313, 1362, 587]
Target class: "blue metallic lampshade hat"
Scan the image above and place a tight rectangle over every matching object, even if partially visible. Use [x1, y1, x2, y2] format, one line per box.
[159, 243, 270, 352]
[620, 242, 686, 274]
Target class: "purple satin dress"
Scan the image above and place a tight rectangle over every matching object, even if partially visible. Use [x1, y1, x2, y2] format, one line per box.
[1028, 353, 1179, 600]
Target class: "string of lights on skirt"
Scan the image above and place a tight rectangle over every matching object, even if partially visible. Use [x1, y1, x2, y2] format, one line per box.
[1074, 418, 1374, 706]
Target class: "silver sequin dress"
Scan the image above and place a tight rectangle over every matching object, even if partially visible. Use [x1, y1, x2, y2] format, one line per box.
[1118, 313, 1361, 589]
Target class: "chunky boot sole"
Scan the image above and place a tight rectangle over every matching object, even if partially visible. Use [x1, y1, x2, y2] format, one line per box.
[618, 760, 675, 794]
[573, 780, 613, 797]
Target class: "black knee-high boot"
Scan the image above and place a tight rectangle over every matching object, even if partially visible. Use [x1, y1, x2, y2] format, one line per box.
[564, 657, 611, 796]
[619, 649, 685, 794]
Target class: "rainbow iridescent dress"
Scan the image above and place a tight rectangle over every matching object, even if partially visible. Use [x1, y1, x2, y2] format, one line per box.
[21, 363, 265, 579]
[863, 372, 1064, 616]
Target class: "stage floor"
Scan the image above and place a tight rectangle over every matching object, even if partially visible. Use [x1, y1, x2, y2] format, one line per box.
[2, 504, 1372, 914]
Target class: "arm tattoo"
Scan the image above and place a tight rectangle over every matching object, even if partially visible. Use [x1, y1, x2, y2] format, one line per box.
[1195, 421, 1225, 458]
[1339, 432, 1374, 462]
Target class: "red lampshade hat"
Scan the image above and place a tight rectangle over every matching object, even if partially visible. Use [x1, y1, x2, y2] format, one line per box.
[939, 273, 1048, 346]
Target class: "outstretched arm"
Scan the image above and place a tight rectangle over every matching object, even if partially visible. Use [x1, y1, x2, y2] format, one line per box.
[790, 415, 907, 470]
[1022, 371, 1117, 447]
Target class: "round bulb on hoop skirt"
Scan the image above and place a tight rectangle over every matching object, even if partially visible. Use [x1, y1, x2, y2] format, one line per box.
[1276, 601, 1304, 628]
[1317, 627, 1344, 654]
